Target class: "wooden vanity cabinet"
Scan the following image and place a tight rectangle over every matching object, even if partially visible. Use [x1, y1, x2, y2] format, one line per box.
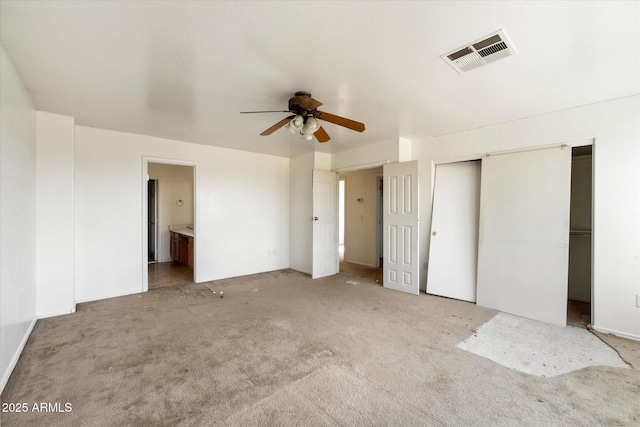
[170, 232, 181, 262]
[170, 231, 194, 270]
[187, 237, 194, 269]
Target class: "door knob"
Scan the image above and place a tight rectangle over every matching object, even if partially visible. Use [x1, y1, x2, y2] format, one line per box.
[432, 231, 437, 236]
[314, 217, 319, 221]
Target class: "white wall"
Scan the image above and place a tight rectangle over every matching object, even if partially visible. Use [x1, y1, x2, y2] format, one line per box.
[289, 152, 314, 274]
[74, 126, 290, 303]
[0, 45, 37, 392]
[148, 163, 194, 262]
[413, 96, 640, 339]
[332, 139, 399, 171]
[343, 167, 382, 267]
[36, 112, 75, 318]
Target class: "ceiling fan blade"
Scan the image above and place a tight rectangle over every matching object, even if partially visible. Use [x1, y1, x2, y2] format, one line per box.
[316, 111, 365, 133]
[241, 110, 291, 114]
[314, 126, 331, 143]
[260, 116, 294, 136]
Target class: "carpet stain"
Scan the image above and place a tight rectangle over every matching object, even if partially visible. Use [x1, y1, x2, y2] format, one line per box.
[457, 313, 630, 377]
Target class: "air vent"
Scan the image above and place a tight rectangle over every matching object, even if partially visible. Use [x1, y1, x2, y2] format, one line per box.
[441, 30, 517, 74]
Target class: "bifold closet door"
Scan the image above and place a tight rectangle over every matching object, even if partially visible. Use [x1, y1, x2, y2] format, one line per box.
[476, 147, 571, 326]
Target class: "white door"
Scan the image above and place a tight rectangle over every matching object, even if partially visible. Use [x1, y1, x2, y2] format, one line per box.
[383, 161, 419, 295]
[426, 161, 481, 302]
[476, 147, 571, 326]
[312, 169, 338, 279]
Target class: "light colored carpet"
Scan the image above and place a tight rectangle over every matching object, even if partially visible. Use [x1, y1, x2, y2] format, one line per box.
[2, 264, 639, 426]
[227, 365, 432, 426]
[458, 312, 630, 377]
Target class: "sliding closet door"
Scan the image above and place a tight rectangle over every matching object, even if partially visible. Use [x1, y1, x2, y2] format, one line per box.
[476, 147, 571, 326]
[426, 161, 481, 302]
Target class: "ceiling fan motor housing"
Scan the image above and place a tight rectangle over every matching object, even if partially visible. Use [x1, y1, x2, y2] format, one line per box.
[288, 91, 323, 115]
[288, 97, 303, 113]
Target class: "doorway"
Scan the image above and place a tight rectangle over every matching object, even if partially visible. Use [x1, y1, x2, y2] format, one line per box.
[143, 160, 197, 291]
[148, 178, 159, 263]
[339, 167, 383, 281]
[567, 145, 593, 326]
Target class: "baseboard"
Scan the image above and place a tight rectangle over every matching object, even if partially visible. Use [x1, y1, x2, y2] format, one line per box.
[37, 307, 75, 319]
[1, 317, 37, 394]
[592, 325, 640, 341]
[75, 289, 141, 304]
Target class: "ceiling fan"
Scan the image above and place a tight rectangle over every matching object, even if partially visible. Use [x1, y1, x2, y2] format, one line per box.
[241, 91, 365, 143]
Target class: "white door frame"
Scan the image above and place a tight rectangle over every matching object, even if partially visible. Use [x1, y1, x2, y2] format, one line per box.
[334, 161, 389, 272]
[142, 157, 199, 292]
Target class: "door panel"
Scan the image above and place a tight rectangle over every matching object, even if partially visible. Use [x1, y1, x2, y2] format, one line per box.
[383, 161, 419, 294]
[476, 147, 571, 326]
[426, 161, 481, 302]
[312, 170, 338, 279]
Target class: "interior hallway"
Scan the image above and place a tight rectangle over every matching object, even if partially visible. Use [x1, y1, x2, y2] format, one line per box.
[2, 265, 637, 426]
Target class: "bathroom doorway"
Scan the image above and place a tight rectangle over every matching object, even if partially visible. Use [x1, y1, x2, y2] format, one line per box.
[143, 159, 197, 291]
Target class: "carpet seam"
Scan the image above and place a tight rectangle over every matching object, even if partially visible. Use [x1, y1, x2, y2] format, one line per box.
[223, 364, 333, 424]
[332, 364, 446, 426]
[588, 328, 633, 369]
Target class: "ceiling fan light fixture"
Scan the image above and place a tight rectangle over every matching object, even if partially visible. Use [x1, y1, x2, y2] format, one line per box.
[301, 117, 319, 136]
[289, 115, 304, 132]
[285, 123, 296, 134]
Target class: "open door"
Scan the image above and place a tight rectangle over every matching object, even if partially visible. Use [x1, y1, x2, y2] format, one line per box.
[312, 169, 338, 279]
[383, 161, 419, 295]
[476, 146, 571, 326]
[426, 161, 481, 302]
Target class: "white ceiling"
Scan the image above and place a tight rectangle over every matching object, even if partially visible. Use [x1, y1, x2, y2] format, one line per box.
[1, 1, 638, 158]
